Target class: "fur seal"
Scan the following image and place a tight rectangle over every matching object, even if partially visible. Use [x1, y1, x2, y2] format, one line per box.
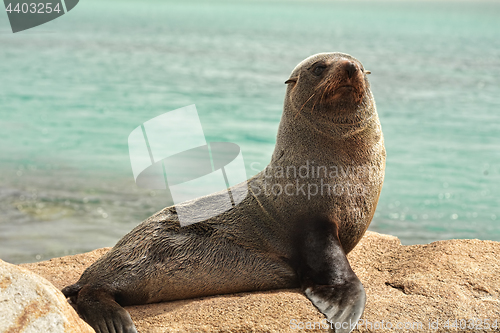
[63, 52, 385, 333]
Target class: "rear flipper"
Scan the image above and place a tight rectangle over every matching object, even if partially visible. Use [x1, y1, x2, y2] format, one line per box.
[62, 282, 81, 307]
[63, 284, 137, 333]
[297, 217, 366, 333]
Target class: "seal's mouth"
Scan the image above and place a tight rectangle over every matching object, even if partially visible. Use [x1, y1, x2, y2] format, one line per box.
[322, 80, 363, 105]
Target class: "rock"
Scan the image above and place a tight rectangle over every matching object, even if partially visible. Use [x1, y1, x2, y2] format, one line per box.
[348, 232, 500, 333]
[19, 231, 500, 332]
[0, 260, 94, 333]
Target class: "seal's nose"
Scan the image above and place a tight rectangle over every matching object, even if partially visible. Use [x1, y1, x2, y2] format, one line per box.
[346, 62, 357, 79]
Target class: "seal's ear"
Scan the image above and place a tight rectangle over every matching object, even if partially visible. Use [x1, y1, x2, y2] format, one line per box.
[365, 70, 371, 75]
[285, 78, 298, 85]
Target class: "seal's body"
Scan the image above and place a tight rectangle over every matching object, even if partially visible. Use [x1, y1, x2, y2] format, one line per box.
[63, 53, 385, 333]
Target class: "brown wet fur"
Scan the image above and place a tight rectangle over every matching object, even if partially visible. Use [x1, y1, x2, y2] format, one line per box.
[63, 52, 386, 333]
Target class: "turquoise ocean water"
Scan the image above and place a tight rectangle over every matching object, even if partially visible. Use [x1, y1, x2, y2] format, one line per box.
[0, 0, 499, 264]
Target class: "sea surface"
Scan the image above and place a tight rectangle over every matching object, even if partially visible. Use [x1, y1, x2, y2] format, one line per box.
[0, 0, 499, 264]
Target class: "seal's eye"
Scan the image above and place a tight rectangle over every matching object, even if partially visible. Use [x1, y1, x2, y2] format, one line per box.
[313, 65, 326, 76]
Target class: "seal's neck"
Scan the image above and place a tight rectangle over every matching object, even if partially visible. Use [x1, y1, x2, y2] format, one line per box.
[271, 95, 380, 167]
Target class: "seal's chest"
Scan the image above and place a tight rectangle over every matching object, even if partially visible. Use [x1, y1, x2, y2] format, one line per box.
[310, 162, 377, 198]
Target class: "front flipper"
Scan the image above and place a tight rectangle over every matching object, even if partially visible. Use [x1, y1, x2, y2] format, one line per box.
[76, 285, 138, 333]
[304, 279, 365, 333]
[297, 217, 366, 333]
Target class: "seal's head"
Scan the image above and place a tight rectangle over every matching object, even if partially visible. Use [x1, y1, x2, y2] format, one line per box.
[284, 52, 373, 124]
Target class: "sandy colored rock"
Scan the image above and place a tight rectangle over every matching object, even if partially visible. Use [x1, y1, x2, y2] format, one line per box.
[0, 259, 94, 333]
[20, 231, 500, 332]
